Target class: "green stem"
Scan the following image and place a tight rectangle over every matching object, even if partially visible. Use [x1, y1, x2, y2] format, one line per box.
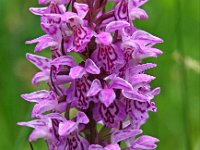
[175, 1, 191, 149]
[85, 102, 97, 144]
[29, 142, 34, 150]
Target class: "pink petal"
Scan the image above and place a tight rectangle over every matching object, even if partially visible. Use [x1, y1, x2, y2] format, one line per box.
[85, 59, 100, 74]
[89, 144, 104, 150]
[133, 135, 160, 149]
[58, 120, 77, 136]
[29, 7, 48, 15]
[129, 74, 155, 87]
[74, 2, 89, 19]
[111, 129, 142, 143]
[122, 90, 149, 102]
[21, 90, 53, 103]
[51, 55, 76, 67]
[76, 112, 89, 124]
[69, 66, 86, 79]
[26, 53, 51, 71]
[32, 72, 49, 85]
[106, 20, 130, 32]
[109, 77, 133, 91]
[128, 63, 157, 74]
[99, 89, 116, 107]
[105, 144, 121, 150]
[95, 32, 112, 45]
[87, 79, 102, 97]
[32, 100, 57, 117]
[130, 8, 148, 20]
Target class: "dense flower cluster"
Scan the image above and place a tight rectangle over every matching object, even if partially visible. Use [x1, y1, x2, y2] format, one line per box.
[18, 0, 163, 149]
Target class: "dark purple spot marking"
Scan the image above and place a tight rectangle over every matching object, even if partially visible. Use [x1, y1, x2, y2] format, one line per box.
[75, 76, 91, 109]
[97, 45, 118, 73]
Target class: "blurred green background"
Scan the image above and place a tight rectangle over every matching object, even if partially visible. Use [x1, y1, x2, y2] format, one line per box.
[0, 0, 199, 149]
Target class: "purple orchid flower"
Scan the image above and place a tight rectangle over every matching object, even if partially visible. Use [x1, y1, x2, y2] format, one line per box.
[130, 135, 160, 150]
[18, 112, 90, 150]
[66, 58, 100, 109]
[26, 53, 76, 84]
[21, 90, 67, 118]
[93, 100, 126, 128]
[19, 0, 163, 149]
[111, 128, 159, 150]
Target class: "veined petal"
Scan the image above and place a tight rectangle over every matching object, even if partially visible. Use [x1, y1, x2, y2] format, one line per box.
[32, 100, 57, 118]
[87, 79, 102, 97]
[39, 0, 70, 5]
[32, 72, 49, 85]
[109, 77, 133, 91]
[57, 0, 71, 5]
[62, 12, 83, 26]
[151, 87, 160, 97]
[114, 0, 128, 21]
[18, 118, 52, 142]
[72, 76, 92, 109]
[51, 55, 76, 67]
[70, 25, 93, 52]
[29, 7, 48, 15]
[76, 112, 89, 124]
[74, 2, 89, 19]
[38, 0, 51, 4]
[26, 35, 57, 52]
[129, 74, 155, 87]
[58, 120, 77, 136]
[128, 63, 157, 74]
[65, 133, 89, 150]
[85, 59, 100, 74]
[133, 30, 163, 46]
[89, 144, 104, 150]
[93, 101, 126, 128]
[42, 13, 62, 24]
[29, 128, 50, 142]
[99, 89, 116, 107]
[105, 144, 121, 150]
[135, 47, 163, 59]
[123, 99, 155, 128]
[130, 0, 148, 7]
[122, 90, 149, 102]
[130, 8, 148, 20]
[69, 66, 86, 79]
[41, 22, 61, 37]
[55, 102, 67, 113]
[95, 32, 112, 45]
[104, 74, 117, 81]
[54, 75, 73, 85]
[89, 144, 120, 150]
[26, 53, 51, 71]
[106, 21, 130, 32]
[132, 135, 159, 149]
[44, 113, 65, 121]
[111, 129, 142, 144]
[122, 39, 140, 51]
[17, 118, 52, 129]
[26, 35, 50, 44]
[21, 90, 54, 103]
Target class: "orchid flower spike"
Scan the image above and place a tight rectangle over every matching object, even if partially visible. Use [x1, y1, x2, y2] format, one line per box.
[18, 0, 163, 149]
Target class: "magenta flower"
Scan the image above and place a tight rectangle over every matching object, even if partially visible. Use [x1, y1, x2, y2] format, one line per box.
[18, 0, 163, 149]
